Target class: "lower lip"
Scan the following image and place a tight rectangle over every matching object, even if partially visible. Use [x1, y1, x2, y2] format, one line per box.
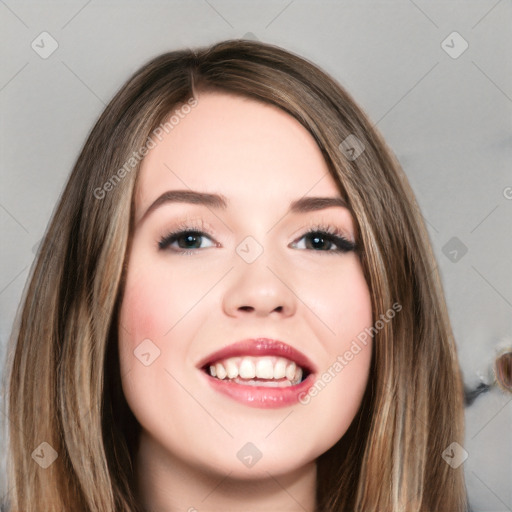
[202, 371, 316, 408]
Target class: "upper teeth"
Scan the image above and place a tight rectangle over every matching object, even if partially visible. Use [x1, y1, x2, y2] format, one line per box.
[209, 356, 303, 384]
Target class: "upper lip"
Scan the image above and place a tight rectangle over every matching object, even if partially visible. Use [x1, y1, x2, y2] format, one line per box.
[197, 338, 317, 374]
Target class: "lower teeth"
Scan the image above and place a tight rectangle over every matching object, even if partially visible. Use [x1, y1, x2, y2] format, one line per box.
[220, 377, 296, 387]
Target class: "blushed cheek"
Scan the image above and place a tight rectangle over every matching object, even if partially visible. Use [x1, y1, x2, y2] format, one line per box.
[117, 280, 165, 382]
[119, 250, 221, 343]
[120, 289, 154, 344]
[117, 287, 170, 418]
[120, 256, 174, 334]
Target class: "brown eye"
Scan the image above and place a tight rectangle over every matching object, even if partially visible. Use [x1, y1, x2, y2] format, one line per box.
[158, 230, 215, 252]
[292, 230, 356, 253]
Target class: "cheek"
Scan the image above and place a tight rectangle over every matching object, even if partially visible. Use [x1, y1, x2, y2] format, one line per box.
[119, 276, 162, 343]
[118, 251, 199, 344]
[116, 260, 189, 440]
[116, 254, 175, 404]
[304, 256, 373, 341]
[295, 258, 373, 449]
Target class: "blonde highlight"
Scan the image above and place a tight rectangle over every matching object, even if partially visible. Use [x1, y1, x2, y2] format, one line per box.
[3, 39, 468, 511]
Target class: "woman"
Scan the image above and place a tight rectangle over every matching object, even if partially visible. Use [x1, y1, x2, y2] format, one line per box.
[3, 39, 469, 511]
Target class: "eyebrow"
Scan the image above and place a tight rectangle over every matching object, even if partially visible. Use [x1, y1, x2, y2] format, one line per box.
[137, 189, 348, 225]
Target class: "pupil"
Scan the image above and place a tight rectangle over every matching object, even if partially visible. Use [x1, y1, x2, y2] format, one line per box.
[310, 234, 328, 250]
[182, 233, 200, 248]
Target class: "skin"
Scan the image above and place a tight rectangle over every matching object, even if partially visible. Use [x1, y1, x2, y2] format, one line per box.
[117, 91, 373, 512]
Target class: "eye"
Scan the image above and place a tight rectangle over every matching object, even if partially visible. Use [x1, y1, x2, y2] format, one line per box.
[291, 227, 356, 253]
[158, 229, 216, 254]
[157, 223, 356, 255]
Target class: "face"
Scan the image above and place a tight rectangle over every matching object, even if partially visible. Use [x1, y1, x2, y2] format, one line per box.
[118, 91, 373, 479]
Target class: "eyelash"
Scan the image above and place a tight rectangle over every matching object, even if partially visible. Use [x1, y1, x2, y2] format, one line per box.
[157, 221, 357, 255]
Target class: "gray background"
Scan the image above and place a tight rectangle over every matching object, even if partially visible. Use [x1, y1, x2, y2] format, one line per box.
[1, 1, 511, 510]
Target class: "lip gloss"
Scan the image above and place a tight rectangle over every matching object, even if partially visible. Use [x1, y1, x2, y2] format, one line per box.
[201, 370, 316, 408]
[197, 338, 317, 408]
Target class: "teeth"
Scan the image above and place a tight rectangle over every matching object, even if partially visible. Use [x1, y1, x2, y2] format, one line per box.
[215, 362, 227, 380]
[231, 377, 292, 387]
[273, 358, 287, 379]
[225, 359, 239, 379]
[207, 356, 305, 385]
[256, 358, 274, 379]
[239, 358, 256, 379]
[285, 362, 296, 381]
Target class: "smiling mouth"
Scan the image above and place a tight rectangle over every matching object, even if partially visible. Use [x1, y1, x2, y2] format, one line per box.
[202, 356, 310, 387]
[197, 338, 316, 407]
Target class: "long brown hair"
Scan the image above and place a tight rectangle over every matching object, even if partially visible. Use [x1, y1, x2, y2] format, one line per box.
[3, 39, 468, 511]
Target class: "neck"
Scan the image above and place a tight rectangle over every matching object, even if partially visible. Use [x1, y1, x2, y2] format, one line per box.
[134, 431, 317, 512]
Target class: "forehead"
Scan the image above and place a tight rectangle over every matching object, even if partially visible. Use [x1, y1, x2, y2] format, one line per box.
[134, 91, 342, 218]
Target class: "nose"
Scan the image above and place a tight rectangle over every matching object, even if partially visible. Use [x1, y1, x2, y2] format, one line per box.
[222, 254, 297, 318]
